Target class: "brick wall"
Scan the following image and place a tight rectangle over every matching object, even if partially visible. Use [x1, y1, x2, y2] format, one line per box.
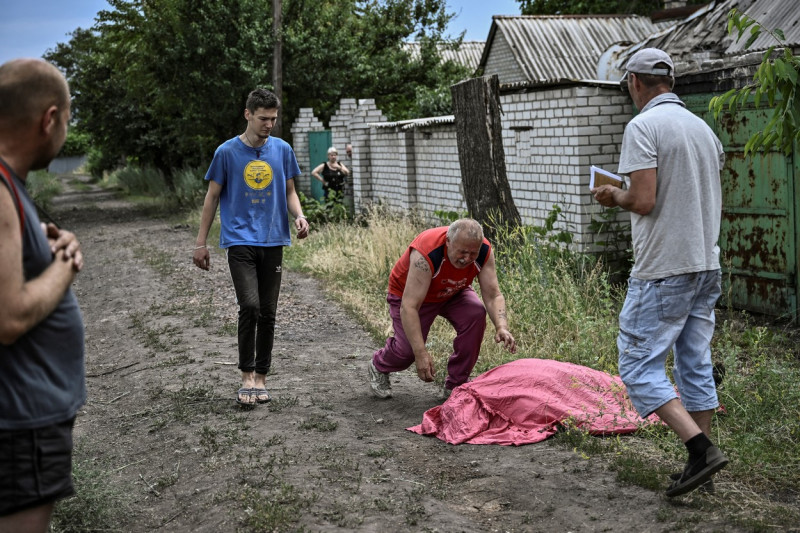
[289, 108, 325, 195]
[290, 82, 634, 253]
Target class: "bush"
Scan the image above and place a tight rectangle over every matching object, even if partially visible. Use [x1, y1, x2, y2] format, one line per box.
[298, 190, 349, 226]
[58, 130, 91, 158]
[26, 170, 63, 211]
[171, 167, 207, 208]
[114, 166, 168, 197]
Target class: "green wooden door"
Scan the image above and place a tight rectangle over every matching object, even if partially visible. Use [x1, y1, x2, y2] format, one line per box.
[685, 95, 798, 318]
[308, 130, 331, 202]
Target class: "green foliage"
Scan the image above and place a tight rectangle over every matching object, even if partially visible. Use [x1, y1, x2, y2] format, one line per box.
[709, 8, 800, 156]
[517, 0, 661, 16]
[298, 190, 349, 226]
[433, 209, 468, 224]
[114, 166, 169, 197]
[171, 167, 208, 209]
[26, 170, 63, 210]
[589, 206, 633, 280]
[51, 443, 129, 532]
[46, 0, 470, 180]
[85, 146, 118, 180]
[530, 204, 573, 246]
[58, 129, 91, 157]
[110, 165, 206, 209]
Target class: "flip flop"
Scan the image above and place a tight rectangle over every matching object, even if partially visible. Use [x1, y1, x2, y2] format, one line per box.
[236, 387, 256, 407]
[252, 388, 271, 404]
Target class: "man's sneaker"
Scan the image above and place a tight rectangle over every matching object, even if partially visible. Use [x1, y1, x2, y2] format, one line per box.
[666, 446, 728, 497]
[368, 360, 392, 399]
[669, 472, 715, 494]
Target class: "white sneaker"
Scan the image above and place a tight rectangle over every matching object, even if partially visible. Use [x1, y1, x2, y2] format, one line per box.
[368, 360, 392, 399]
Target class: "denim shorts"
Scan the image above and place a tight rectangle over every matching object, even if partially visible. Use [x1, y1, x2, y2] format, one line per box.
[0, 418, 75, 517]
[617, 270, 721, 417]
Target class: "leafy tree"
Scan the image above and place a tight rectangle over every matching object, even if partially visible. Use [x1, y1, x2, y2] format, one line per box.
[45, 0, 469, 179]
[709, 8, 799, 156]
[517, 0, 662, 16]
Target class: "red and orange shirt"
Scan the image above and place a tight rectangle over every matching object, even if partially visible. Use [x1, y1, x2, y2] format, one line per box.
[388, 226, 491, 303]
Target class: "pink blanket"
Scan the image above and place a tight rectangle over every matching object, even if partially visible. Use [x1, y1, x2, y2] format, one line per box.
[407, 358, 659, 445]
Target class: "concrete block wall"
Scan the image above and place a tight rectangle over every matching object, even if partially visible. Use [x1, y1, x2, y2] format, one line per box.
[329, 98, 358, 152]
[483, 35, 525, 85]
[412, 125, 466, 218]
[289, 86, 633, 254]
[350, 101, 386, 211]
[500, 85, 632, 252]
[368, 127, 416, 210]
[290, 108, 325, 195]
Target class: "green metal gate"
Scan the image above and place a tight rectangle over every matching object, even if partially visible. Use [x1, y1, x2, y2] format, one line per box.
[308, 130, 331, 202]
[685, 94, 799, 318]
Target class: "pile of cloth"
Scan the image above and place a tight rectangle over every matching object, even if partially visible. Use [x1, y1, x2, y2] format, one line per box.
[408, 358, 660, 445]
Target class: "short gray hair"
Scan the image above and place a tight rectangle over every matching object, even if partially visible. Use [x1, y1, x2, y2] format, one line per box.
[447, 218, 483, 243]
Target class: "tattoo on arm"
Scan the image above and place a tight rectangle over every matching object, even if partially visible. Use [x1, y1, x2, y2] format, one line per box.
[498, 309, 507, 321]
[413, 257, 430, 273]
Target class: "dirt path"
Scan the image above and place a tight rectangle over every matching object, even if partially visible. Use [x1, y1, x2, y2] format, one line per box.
[53, 176, 742, 532]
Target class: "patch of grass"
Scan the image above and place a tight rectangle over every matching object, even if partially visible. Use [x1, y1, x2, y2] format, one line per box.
[265, 395, 298, 414]
[237, 483, 311, 533]
[198, 424, 243, 458]
[216, 319, 237, 337]
[51, 442, 129, 532]
[298, 414, 338, 432]
[26, 170, 63, 210]
[155, 354, 196, 368]
[134, 244, 175, 278]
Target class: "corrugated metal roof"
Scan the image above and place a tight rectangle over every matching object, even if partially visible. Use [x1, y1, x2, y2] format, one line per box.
[403, 41, 485, 71]
[617, 0, 800, 75]
[479, 15, 667, 81]
[730, 0, 800, 53]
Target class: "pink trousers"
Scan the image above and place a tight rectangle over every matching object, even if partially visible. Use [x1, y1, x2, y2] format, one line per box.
[372, 287, 487, 390]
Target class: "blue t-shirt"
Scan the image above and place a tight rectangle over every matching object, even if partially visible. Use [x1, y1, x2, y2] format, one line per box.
[0, 168, 86, 430]
[206, 136, 301, 248]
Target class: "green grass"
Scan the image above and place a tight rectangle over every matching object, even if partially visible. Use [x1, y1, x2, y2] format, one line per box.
[51, 441, 130, 532]
[282, 208, 800, 530]
[27, 170, 63, 210]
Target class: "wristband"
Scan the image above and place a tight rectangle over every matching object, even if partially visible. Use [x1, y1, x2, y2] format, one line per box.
[296, 215, 307, 220]
[194, 245, 207, 250]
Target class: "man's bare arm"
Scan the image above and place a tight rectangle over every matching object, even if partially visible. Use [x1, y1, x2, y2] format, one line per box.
[477, 251, 517, 353]
[0, 187, 78, 344]
[400, 249, 435, 381]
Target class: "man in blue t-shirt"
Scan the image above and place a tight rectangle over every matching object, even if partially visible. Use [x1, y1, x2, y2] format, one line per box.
[193, 88, 309, 407]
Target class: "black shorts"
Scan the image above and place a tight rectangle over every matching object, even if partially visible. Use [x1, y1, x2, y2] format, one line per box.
[0, 418, 76, 517]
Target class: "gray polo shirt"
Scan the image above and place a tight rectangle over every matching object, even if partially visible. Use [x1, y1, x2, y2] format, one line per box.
[618, 93, 724, 280]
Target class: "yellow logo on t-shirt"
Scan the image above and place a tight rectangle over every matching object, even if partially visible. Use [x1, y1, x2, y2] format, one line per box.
[244, 160, 273, 190]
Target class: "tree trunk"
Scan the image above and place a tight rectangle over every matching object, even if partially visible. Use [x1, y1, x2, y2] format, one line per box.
[451, 75, 521, 243]
[272, 0, 283, 138]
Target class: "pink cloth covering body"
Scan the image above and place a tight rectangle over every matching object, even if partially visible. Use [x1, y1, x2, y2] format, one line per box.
[407, 358, 660, 445]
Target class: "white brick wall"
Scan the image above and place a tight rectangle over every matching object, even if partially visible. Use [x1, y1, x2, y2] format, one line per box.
[290, 84, 634, 253]
[289, 108, 325, 195]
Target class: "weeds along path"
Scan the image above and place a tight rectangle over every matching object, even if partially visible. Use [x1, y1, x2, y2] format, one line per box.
[53, 175, 745, 532]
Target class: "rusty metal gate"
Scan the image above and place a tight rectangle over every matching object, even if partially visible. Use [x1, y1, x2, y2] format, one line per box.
[684, 94, 799, 318]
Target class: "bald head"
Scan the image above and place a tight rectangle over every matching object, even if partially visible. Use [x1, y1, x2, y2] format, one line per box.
[0, 58, 70, 132]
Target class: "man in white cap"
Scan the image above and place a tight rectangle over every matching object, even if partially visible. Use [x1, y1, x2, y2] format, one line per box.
[592, 48, 728, 497]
